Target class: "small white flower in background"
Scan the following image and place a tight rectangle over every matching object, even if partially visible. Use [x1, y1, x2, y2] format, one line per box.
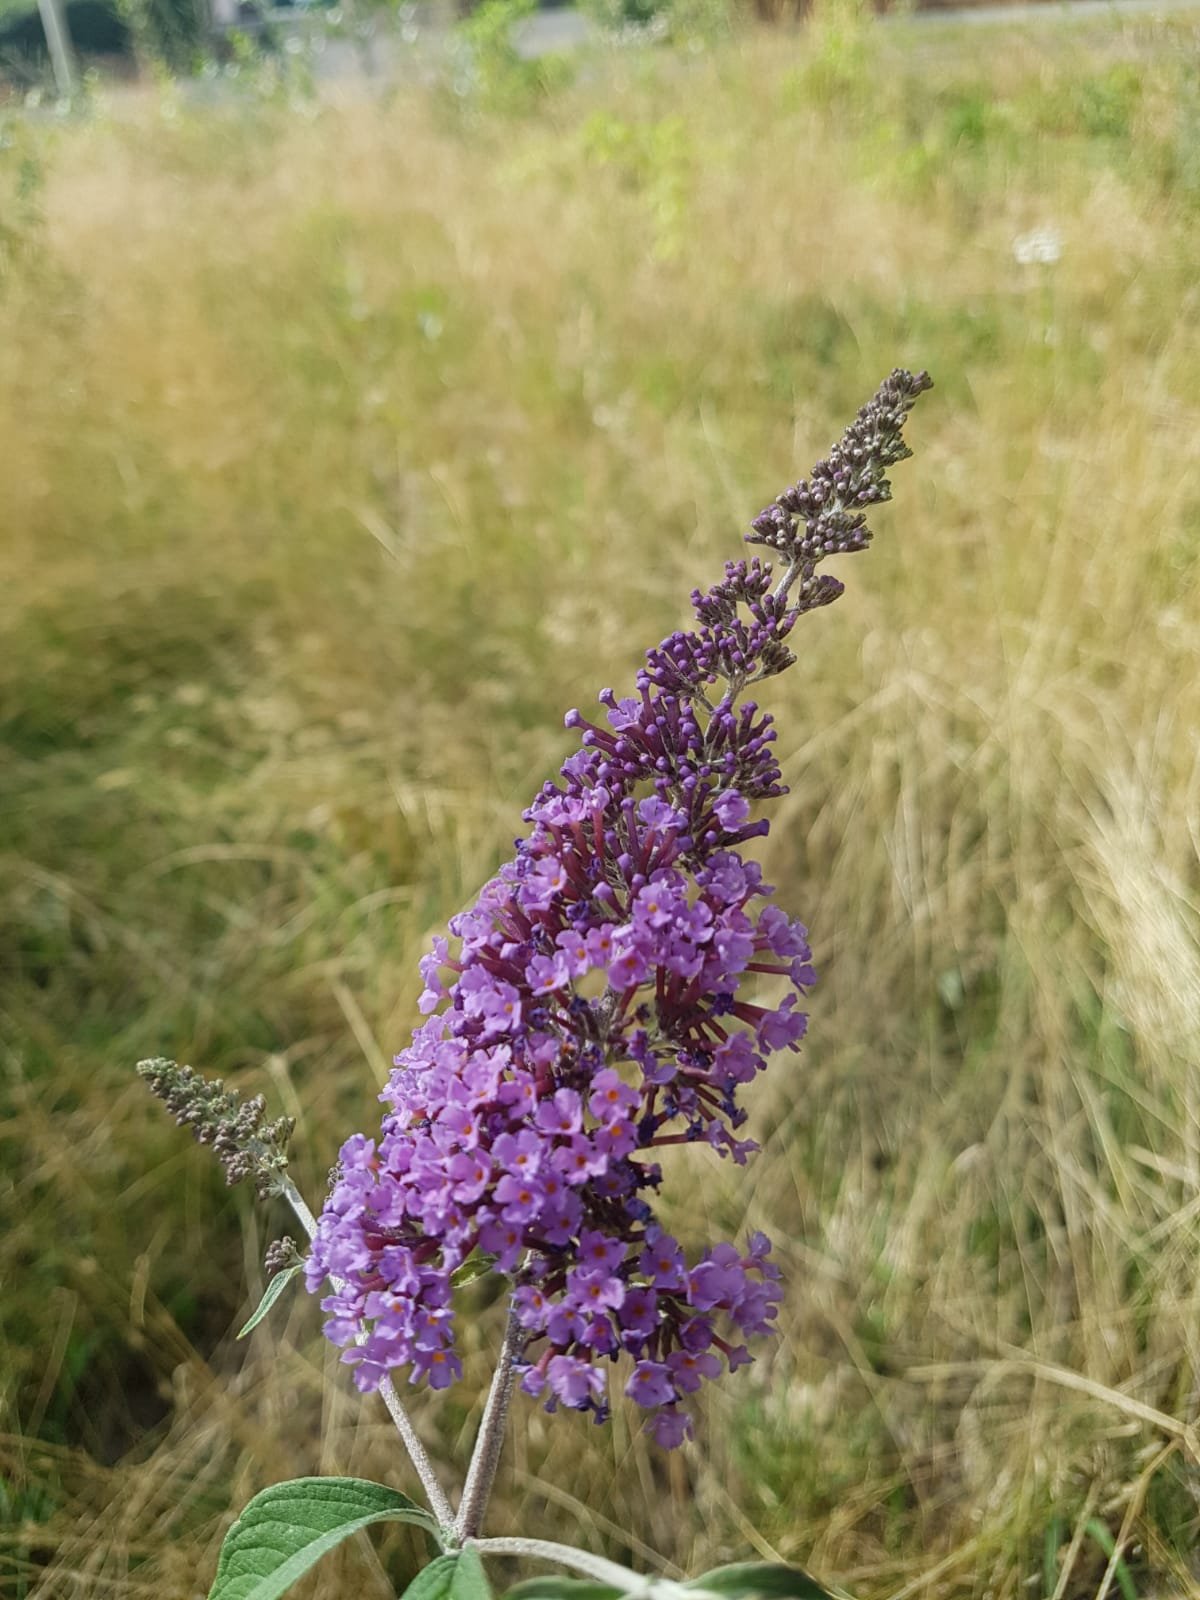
[1013, 226, 1063, 266]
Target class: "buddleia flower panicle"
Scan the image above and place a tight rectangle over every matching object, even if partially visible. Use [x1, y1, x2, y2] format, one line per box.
[306, 371, 932, 1446]
[137, 1057, 295, 1198]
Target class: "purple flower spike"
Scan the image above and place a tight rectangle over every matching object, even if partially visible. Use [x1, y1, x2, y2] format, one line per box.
[305, 371, 931, 1444]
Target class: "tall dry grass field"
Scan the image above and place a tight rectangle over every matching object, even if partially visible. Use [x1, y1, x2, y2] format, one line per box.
[3, 10, 1200, 1596]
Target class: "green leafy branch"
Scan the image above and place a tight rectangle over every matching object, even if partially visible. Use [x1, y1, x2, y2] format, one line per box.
[205, 1477, 839, 1600]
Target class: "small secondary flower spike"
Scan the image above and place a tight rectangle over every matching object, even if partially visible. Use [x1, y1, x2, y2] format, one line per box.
[137, 1056, 294, 1197]
[307, 370, 933, 1445]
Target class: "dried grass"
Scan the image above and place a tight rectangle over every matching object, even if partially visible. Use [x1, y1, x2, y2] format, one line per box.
[2, 12, 1200, 1596]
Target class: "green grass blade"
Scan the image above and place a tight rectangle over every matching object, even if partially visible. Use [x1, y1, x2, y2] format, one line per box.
[1084, 1520, 1138, 1600]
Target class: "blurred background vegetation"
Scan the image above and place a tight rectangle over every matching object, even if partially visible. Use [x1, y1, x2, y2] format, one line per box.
[3, 4, 1200, 1596]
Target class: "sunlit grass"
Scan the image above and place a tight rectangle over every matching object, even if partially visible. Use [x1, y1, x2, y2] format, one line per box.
[3, 9, 1200, 1596]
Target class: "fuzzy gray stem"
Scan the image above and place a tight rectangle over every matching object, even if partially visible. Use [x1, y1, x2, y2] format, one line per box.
[770, 557, 803, 608]
[375, 1380, 456, 1531]
[468, 1538, 692, 1597]
[455, 1299, 526, 1540]
[277, 1175, 457, 1530]
[279, 1174, 319, 1237]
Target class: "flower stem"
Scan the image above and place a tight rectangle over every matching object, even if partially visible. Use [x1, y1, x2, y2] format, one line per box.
[455, 1297, 526, 1540]
[468, 1537, 688, 1597]
[279, 1174, 319, 1237]
[277, 1174, 457, 1531]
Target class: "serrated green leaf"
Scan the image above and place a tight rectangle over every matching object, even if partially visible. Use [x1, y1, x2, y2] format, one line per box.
[685, 1563, 838, 1600]
[237, 1264, 304, 1339]
[503, 1580, 624, 1600]
[403, 1548, 494, 1600]
[208, 1476, 440, 1600]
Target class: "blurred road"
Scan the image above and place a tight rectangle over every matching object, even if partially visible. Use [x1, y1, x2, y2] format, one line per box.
[887, 0, 1200, 23]
[507, 0, 1200, 55]
[514, 6, 592, 55]
[264, 0, 1200, 87]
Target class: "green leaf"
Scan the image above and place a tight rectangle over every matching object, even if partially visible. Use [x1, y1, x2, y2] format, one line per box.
[208, 1476, 440, 1600]
[503, 1581, 624, 1600]
[237, 1265, 304, 1339]
[450, 1252, 498, 1289]
[403, 1549, 495, 1600]
[685, 1564, 839, 1600]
